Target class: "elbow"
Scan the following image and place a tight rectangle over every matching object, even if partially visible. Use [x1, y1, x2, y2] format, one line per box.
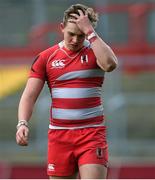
[97, 56, 118, 72]
[103, 57, 118, 72]
[106, 60, 117, 72]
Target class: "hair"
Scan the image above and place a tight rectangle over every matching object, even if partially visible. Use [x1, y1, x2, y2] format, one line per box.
[63, 4, 99, 28]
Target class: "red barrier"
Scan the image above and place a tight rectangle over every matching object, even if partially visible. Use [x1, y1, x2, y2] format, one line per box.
[10, 164, 48, 179]
[108, 164, 155, 179]
[0, 162, 11, 179]
[5, 163, 155, 179]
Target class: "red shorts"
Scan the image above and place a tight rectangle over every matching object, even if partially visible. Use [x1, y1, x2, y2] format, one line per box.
[47, 126, 108, 177]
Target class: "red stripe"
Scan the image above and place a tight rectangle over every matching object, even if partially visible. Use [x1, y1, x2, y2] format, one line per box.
[53, 77, 104, 88]
[50, 116, 104, 127]
[52, 97, 102, 109]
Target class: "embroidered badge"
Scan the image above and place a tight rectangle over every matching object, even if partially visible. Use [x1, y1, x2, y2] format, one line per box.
[96, 147, 103, 158]
[81, 55, 88, 64]
[51, 59, 65, 68]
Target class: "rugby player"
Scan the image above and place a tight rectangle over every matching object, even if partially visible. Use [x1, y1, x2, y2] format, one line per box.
[16, 4, 117, 179]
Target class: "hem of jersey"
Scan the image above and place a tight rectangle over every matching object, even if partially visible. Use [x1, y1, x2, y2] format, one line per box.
[49, 123, 105, 130]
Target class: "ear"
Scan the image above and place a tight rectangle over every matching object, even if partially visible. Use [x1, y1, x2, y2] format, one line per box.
[60, 23, 65, 33]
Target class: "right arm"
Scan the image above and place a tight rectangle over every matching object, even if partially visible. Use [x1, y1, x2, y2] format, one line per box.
[16, 78, 44, 146]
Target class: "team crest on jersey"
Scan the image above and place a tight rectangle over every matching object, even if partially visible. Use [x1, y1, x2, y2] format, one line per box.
[51, 59, 65, 68]
[81, 55, 88, 64]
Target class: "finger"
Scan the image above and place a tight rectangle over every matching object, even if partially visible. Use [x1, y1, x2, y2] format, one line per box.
[68, 19, 76, 23]
[85, 10, 88, 16]
[16, 130, 28, 145]
[18, 140, 28, 146]
[70, 13, 79, 19]
[16, 136, 28, 146]
[18, 139, 28, 146]
[17, 129, 25, 140]
[16, 132, 27, 144]
[16, 134, 28, 146]
[23, 128, 29, 138]
[78, 9, 85, 16]
[20, 140, 28, 146]
[17, 126, 29, 139]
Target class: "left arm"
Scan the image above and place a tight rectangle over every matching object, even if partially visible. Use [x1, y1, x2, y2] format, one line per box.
[89, 33, 118, 72]
[71, 10, 118, 72]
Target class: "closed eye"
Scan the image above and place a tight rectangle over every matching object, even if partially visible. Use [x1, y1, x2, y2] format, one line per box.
[68, 32, 75, 36]
[78, 34, 85, 39]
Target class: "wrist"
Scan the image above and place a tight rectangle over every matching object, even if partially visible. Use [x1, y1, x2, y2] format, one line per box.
[86, 30, 97, 44]
[16, 120, 28, 130]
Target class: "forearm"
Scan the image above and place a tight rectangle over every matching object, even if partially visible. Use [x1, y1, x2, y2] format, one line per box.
[18, 78, 44, 122]
[18, 94, 36, 122]
[16, 78, 44, 146]
[90, 33, 118, 72]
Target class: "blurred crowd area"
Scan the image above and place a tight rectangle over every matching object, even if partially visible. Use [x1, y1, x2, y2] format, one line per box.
[0, 0, 155, 47]
[0, 0, 155, 178]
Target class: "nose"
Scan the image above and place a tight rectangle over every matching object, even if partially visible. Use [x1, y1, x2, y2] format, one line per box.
[72, 36, 78, 44]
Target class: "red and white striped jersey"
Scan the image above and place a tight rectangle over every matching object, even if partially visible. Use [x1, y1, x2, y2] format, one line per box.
[29, 40, 105, 129]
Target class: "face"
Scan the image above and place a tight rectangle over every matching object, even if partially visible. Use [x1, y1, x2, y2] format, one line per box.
[60, 22, 85, 51]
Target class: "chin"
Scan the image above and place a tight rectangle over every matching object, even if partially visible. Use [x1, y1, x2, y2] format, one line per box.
[71, 48, 79, 51]
[71, 46, 82, 52]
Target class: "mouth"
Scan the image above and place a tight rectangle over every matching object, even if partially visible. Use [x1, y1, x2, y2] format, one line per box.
[70, 44, 78, 47]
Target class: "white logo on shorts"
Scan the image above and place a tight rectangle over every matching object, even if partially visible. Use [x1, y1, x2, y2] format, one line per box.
[48, 163, 55, 171]
[51, 59, 65, 68]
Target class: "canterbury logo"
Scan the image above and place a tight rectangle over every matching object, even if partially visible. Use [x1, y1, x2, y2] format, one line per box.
[48, 163, 55, 171]
[52, 59, 65, 68]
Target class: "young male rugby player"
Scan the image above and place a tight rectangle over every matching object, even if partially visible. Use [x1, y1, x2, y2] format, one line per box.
[16, 4, 117, 179]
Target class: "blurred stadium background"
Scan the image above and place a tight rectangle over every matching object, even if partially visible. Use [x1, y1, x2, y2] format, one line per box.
[0, 0, 155, 178]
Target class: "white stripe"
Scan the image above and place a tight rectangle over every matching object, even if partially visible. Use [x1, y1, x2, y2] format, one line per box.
[49, 122, 105, 130]
[52, 87, 102, 98]
[52, 105, 104, 120]
[57, 69, 104, 81]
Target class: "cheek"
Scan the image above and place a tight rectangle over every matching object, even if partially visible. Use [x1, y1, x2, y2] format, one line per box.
[64, 34, 72, 42]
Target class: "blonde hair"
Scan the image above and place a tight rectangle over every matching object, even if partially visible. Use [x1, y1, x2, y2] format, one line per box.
[63, 4, 99, 28]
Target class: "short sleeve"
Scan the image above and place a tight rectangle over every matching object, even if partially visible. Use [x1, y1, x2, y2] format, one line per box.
[29, 54, 47, 81]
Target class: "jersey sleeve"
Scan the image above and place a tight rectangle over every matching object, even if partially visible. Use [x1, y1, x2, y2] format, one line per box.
[29, 53, 47, 81]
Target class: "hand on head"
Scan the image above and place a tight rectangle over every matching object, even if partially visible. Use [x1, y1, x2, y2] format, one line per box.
[69, 9, 94, 35]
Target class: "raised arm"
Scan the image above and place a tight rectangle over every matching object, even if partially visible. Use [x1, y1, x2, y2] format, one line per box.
[16, 78, 44, 146]
[70, 9, 118, 72]
[88, 34, 117, 72]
